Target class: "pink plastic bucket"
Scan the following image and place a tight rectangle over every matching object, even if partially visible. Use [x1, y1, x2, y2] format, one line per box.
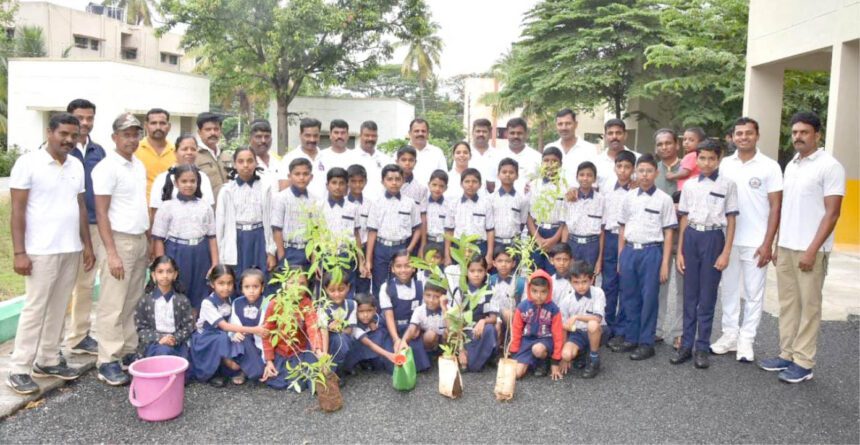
[128, 356, 189, 422]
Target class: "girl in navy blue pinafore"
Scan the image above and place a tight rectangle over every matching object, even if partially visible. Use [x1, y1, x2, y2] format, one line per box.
[344, 293, 395, 373]
[134, 256, 195, 361]
[215, 147, 276, 292]
[453, 256, 498, 372]
[151, 164, 218, 310]
[228, 268, 267, 383]
[379, 250, 432, 372]
[319, 272, 358, 376]
[190, 266, 269, 386]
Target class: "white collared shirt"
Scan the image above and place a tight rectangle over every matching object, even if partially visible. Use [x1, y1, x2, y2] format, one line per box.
[278, 146, 327, 197]
[9, 148, 85, 254]
[154, 293, 176, 333]
[92, 150, 149, 235]
[619, 186, 677, 244]
[450, 194, 494, 240]
[353, 147, 392, 201]
[565, 190, 605, 237]
[413, 143, 448, 186]
[779, 149, 845, 252]
[678, 172, 740, 227]
[546, 137, 601, 187]
[499, 145, 542, 192]
[471, 145, 502, 186]
[719, 149, 783, 247]
[318, 146, 362, 172]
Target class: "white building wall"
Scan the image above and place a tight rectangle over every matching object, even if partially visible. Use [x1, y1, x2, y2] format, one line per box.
[7, 59, 210, 151]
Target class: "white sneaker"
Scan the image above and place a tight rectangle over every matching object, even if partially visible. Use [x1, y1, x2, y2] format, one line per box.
[710, 334, 738, 355]
[736, 338, 755, 362]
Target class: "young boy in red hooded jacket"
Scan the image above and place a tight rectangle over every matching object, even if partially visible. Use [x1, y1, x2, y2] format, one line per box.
[509, 269, 565, 380]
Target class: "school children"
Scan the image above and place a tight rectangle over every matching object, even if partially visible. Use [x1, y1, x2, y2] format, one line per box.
[318, 271, 357, 377]
[401, 282, 448, 359]
[190, 266, 269, 387]
[215, 147, 276, 283]
[322, 167, 364, 287]
[561, 161, 604, 272]
[672, 140, 738, 369]
[365, 164, 422, 297]
[445, 168, 495, 265]
[344, 293, 396, 373]
[380, 250, 432, 372]
[151, 164, 218, 310]
[602, 150, 636, 346]
[347, 164, 372, 294]
[134, 256, 195, 360]
[423, 169, 454, 257]
[526, 147, 566, 274]
[228, 268, 267, 383]
[149, 134, 215, 218]
[397, 145, 430, 212]
[509, 270, 564, 380]
[489, 247, 526, 341]
[272, 157, 319, 269]
[558, 261, 606, 379]
[453, 256, 498, 372]
[489, 158, 529, 254]
[613, 154, 678, 361]
[548, 243, 573, 302]
[418, 242, 447, 288]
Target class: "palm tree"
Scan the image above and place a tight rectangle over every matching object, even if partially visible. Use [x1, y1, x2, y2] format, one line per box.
[400, 20, 443, 114]
[1, 26, 47, 139]
[13, 26, 46, 57]
[102, 0, 157, 26]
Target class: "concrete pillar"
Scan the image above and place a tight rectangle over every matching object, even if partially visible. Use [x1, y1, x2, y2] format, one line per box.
[827, 40, 860, 247]
[742, 63, 785, 160]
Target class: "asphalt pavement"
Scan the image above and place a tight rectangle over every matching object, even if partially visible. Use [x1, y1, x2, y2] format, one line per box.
[1, 314, 857, 444]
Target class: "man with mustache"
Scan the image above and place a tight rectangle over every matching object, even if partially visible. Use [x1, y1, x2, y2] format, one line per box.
[352, 120, 390, 201]
[471, 118, 501, 194]
[546, 108, 600, 187]
[248, 119, 280, 198]
[194, 112, 230, 200]
[135, 108, 176, 201]
[65, 99, 105, 358]
[593, 119, 640, 192]
[759, 111, 845, 384]
[7, 113, 94, 394]
[319, 119, 361, 172]
[408, 118, 448, 186]
[499, 117, 542, 193]
[278, 117, 327, 197]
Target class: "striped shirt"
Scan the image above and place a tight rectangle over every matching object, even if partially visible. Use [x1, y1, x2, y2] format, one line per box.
[367, 191, 422, 242]
[528, 178, 566, 227]
[322, 195, 360, 241]
[565, 189, 605, 237]
[558, 286, 607, 331]
[451, 194, 494, 240]
[426, 195, 455, 240]
[233, 178, 265, 224]
[677, 171, 740, 227]
[401, 175, 429, 213]
[271, 185, 320, 244]
[151, 196, 216, 241]
[490, 187, 529, 240]
[602, 181, 631, 233]
[618, 186, 678, 244]
[348, 194, 370, 244]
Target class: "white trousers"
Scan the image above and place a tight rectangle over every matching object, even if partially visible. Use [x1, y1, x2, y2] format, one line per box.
[719, 245, 767, 342]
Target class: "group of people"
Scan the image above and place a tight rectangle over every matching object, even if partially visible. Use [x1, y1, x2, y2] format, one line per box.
[6, 99, 844, 395]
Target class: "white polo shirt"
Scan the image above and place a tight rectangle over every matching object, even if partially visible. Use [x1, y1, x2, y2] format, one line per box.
[278, 146, 327, 197]
[719, 149, 783, 248]
[545, 137, 601, 187]
[594, 147, 640, 191]
[779, 148, 845, 252]
[471, 145, 502, 186]
[413, 143, 448, 186]
[353, 147, 392, 201]
[499, 144, 542, 192]
[318, 147, 362, 172]
[9, 148, 85, 255]
[92, 149, 149, 235]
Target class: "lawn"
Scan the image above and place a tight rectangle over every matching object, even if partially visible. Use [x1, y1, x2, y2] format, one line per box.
[0, 193, 25, 301]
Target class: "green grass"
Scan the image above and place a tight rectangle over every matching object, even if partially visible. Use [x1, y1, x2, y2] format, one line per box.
[0, 194, 25, 301]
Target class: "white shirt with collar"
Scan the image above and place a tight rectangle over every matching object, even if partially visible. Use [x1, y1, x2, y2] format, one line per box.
[91, 149, 149, 235]
[9, 148, 85, 255]
[149, 168, 215, 209]
[471, 145, 502, 186]
[278, 146, 327, 197]
[719, 149, 783, 247]
[778, 148, 845, 252]
[499, 145, 542, 192]
[75, 136, 92, 158]
[413, 143, 448, 186]
[353, 147, 392, 202]
[546, 137, 601, 186]
[318, 147, 362, 173]
[594, 147, 640, 192]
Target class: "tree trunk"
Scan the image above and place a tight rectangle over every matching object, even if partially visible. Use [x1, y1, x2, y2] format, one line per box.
[419, 79, 427, 115]
[277, 94, 290, 155]
[614, 97, 622, 119]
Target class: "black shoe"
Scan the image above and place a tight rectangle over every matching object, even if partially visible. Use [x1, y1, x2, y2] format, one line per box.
[582, 358, 600, 379]
[97, 362, 130, 386]
[630, 345, 656, 361]
[611, 341, 637, 353]
[70, 335, 98, 355]
[33, 362, 82, 380]
[670, 348, 693, 365]
[120, 353, 139, 371]
[607, 336, 623, 349]
[654, 336, 665, 344]
[694, 351, 710, 369]
[58, 350, 67, 368]
[533, 360, 550, 377]
[6, 373, 39, 395]
[208, 376, 227, 388]
[572, 354, 587, 369]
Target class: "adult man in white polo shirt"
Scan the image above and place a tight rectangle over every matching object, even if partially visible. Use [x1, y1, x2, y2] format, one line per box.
[471, 118, 501, 194]
[499, 117, 542, 193]
[278, 117, 327, 197]
[92, 113, 150, 386]
[593, 119, 640, 191]
[759, 112, 845, 384]
[408, 118, 447, 186]
[7, 113, 95, 394]
[353, 120, 390, 201]
[712, 117, 783, 362]
[545, 108, 600, 186]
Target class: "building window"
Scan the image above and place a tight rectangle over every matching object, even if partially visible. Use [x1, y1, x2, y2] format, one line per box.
[90, 39, 99, 51]
[122, 48, 137, 60]
[5, 28, 14, 39]
[161, 52, 179, 65]
[74, 35, 88, 49]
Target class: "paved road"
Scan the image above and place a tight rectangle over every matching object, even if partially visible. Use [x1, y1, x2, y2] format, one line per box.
[1, 315, 857, 444]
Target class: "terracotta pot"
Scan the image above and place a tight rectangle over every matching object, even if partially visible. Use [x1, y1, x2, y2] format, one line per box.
[317, 372, 343, 413]
[494, 358, 517, 401]
[438, 356, 463, 399]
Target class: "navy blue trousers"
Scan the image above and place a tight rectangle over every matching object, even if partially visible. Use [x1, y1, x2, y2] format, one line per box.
[371, 241, 408, 299]
[533, 227, 560, 275]
[601, 231, 625, 338]
[681, 228, 724, 352]
[619, 244, 662, 346]
[569, 237, 600, 270]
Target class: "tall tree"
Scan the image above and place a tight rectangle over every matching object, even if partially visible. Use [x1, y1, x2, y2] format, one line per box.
[161, 0, 426, 150]
[102, 0, 158, 26]
[398, 0, 442, 114]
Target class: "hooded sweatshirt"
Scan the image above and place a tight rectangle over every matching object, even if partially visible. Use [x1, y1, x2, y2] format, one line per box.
[509, 269, 565, 361]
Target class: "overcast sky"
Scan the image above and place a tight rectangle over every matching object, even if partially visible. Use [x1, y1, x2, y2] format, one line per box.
[30, 0, 539, 78]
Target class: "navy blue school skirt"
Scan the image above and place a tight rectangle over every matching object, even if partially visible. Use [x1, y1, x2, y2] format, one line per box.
[165, 239, 212, 310]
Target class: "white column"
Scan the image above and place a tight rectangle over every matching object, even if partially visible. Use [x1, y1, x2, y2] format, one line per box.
[742, 63, 784, 160]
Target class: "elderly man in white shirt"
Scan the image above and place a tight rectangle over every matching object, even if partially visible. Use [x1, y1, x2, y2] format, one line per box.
[7, 113, 95, 395]
[92, 113, 150, 386]
[545, 108, 601, 187]
[408, 118, 448, 186]
[499, 117, 542, 193]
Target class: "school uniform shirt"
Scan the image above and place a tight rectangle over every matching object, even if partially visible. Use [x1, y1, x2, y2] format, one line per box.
[318, 300, 358, 331]
[489, 187, 529, 240]
[379, 280, 422, 329]
[271, 185, 320, 245]
[349, 194, 371, 244]
[719, 149, 784, 248]
[545, 138, 601, 187]
[196, 295, 232, 332]
[618, 185, 678, 244]
[779, 148, 846, 252]
[677, 171, 740, 227]
[602, 181, 631, 234]
[490, 274, 523, 312]
[401, 175, 429, 213]
[149, 168, 215, 209]
[229, 296, 263, 335]
[426, 195, 455, 241]
[594, 147, 640, 192]
[450, 194, 494, 240]
[558, 286, 607, 331]
[409, 304, 446, 336]
[9, 149, 85, 255]
[498, 145, 542, 192]
[551, 273, 572, 303]
[366, 191, 422, 243]
[413, 143, 448, 186]
[352, 313, 382, 341]
[278, 146, 327, 197]
[322, 195, 360, 242]
[215, 178, 276, 265]
[352, 147, 392, 202]
[134, 289, 195, 347]
[565, 189, 605, 237]
[528, 178, 567, 228]
[151, 196, 216, 241]
[91, 149, 149, 235]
